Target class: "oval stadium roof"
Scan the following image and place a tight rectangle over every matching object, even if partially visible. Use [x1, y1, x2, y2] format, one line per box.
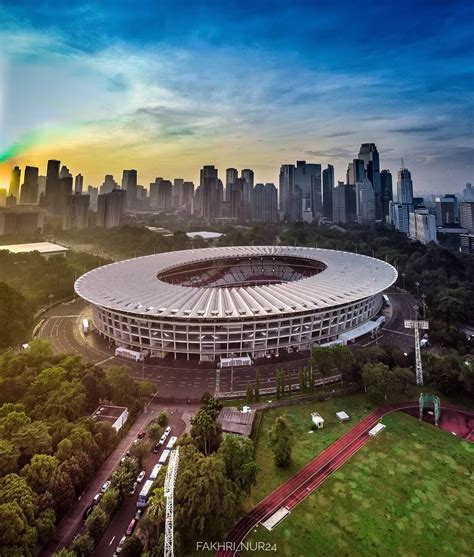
[75, 246, 397, 319]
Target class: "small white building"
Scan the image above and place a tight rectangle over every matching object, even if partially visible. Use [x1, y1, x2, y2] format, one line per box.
[336, 411, 350, 422]
[311, 412, 324, 429]
[91, 405, 129, 432]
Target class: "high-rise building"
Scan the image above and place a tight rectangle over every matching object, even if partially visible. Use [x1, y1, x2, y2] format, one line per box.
[97, 189, 126, 228]
[462, 183, 473, 201]
[200, 165, 221, 222]
[460, 233, 474, 254]
[390, 202, 410, 234]
[459, 201, 474, 233]
[0, 189, 6, 208]
[181, 182, 195, 213]
[87, 186, 99, 210]
[122, 169, 137, 208]
[380, 169, 393, 222]
[322, 165, 334, 220]
[294, 161, 322, 216]
[409, 209, 437, 244]
[229, 178, 245, 220]
[9, 166, 21, 198]
[397, 167, 413, 205]
[156, 180, 173, 211]
[58, 175, 73, 215]
[149, 178, 163, 208]
[75, 173, 84, 194]
[101, 175, 119, 195]
[0, 207, 44, 235]
[241, 169, 254, 219]
[225, 168, 238, 203]
[332, 183, 356, 224]
[63, 193, 90, 230]
[173, 179, 184, 209]
[435, 194, 458, 226]
[59, 165, 72, 179]
[20, 166, 39, 204]
[45, 160, 60, 209]
[5, 195, 17, 208]
[279, 164, 294, 220]
[358, 143, 381, 220]
[356, 176, 376, 225]
[252, 183, 278, 223]
[346, 159, 365, 185]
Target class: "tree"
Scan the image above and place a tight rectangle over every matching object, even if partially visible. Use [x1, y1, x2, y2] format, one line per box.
[311, 347, 334, 390]
[254, 370, 260, 402]
[106, 366, 136, 406]
[35, 508, 56, 544]
[0, 501, 37, 556]
[0, 439, 20, 476]
[99, 487, 120, 517]
[0, 282, 31, 349]
[21, 454, 58, 493]
[38, 379, 86, 422]
[50, 469, 75, 514]
[190, 408, 222, 455]
[155, 411, 169, 427]
[217, 435, 257, 494]
[85, 506, 108, 545]
[12, 420, 52, 460]
[129, 439, 150, 467]
[121, 535, 144, 557]
[269, 415, 293, 467]
[245, 383, 253, 404]
[70, 534, 94, 557]
[110, 459, 137, 499]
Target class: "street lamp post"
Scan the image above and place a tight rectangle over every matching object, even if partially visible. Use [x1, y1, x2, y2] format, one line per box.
[48, 293, 54, 313]
[415, 281, 420, 299]
[402, 273, 406, 291]
[229, 352, 236, 393]
[421, 293, 427, 319]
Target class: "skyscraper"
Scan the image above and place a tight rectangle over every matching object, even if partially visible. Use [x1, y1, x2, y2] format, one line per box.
[101, 175, 119, 194]
[156, 180, 173, 211]
[294, 161, 321, 216]
[122, 169, 137, 208]
[225, 168, 238, 203]
[397, 167, 413, 205]
[200, 165, 221, 222]
[390, 202, 410, 234]
[75, 173, 84, 194]
[181, 182, 195, 213]
[173, 178, 184, 209]
[380, 169, 393, 222]
[252, 183, 278, 223]
[279, 164, 294, 219]
[97, 189, 126, 228]
[63, 193, 90, 230]
[460, 201, 474, 233]
[20, 166, 39, 204]
[435, 194, 458, 226]
[358, 143, 381, 220]
[45, 159, 60, 209]
[229, 178, 245, 220]
[356, 176, 376, 225]
[332, 183, 357, 224]
[346, 159, 365, 185]
[322, 164, 334, 220]
[9, 166, 21, 199]
[409, 210, 437, 244]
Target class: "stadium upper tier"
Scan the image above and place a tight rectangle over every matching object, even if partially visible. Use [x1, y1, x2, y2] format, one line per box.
[75, 246, 397, 320]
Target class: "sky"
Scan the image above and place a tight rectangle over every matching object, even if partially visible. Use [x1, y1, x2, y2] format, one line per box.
[0, 0, 473, 194]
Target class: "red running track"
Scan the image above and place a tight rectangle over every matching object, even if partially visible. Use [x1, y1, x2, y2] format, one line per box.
[216, 402, 474, 557]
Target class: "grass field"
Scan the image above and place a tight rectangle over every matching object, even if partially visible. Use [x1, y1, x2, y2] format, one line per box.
[243, 412, 474, 557]
[246, 393, 376, 508]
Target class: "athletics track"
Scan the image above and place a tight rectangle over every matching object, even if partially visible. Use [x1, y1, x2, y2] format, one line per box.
[216, 402, 474, 556]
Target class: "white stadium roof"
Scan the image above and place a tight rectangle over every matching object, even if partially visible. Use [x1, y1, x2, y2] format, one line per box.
[75, 246, 397, 319]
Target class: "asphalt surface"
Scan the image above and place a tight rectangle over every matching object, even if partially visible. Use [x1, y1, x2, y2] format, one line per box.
[42, 404, 193, 556]
[36, 290, 417, 400]
[216, 403, 474, 557]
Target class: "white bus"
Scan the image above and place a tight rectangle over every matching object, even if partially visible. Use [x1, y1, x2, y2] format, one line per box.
[382, 294, 390, 307]
[158, 449, 170, 465]
[115, 347, 143, 362]
[82, 319, 89, 334]
[166, 436, 177, 450]
[149, 464, 162, 481]
[136, 479, 154, 508]
[218, 356, 252, 368]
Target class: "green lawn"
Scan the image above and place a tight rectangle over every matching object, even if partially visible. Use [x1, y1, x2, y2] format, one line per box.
[246, 393, 376, 508]
[244, 412, 474, 557]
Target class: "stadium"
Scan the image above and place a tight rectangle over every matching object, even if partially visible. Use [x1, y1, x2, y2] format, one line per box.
[74, 246, 397, 362]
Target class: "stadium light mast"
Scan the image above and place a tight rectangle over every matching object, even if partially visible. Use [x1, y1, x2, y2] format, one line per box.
[404, 305, 429, 385]
[164, 447, 180, 557]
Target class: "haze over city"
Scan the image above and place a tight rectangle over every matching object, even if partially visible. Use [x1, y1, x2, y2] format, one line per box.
[1, 0, 473, 193]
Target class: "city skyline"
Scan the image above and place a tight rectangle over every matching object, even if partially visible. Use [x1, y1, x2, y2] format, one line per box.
[0, 0, 473, 192]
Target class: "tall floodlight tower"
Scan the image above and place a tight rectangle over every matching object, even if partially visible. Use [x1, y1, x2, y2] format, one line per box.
[404, 306, 429, 385]
[164, 447, 180, 557]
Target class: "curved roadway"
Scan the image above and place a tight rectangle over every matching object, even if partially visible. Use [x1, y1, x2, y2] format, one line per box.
[216, 402, 474, 557]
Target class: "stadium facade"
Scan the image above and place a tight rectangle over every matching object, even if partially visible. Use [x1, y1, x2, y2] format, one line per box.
[75, 246, 397, 362]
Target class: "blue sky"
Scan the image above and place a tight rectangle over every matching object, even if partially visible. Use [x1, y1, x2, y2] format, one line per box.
[0, 0, 473, 192]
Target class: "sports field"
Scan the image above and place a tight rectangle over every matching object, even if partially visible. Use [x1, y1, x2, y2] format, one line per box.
[244, 411, 474, 557]
[246, 394, 376, 507]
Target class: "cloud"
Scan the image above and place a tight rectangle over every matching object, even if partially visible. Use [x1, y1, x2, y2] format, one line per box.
[389, 125, 442, 134]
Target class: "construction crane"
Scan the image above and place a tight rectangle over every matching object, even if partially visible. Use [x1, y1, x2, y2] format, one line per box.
[404, 305, 429, 385]
[164, 447, 180, 557]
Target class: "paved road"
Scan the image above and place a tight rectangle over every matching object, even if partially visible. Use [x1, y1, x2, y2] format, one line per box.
[41, 403, 192, 556]
[216, 403, 474, 557]
[36, 291, 417, 399]
[93, 407, 189, 557]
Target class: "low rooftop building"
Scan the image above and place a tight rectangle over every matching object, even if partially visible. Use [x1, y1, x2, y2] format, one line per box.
[0, 241, 69, 258]
[91, 404, 128, 432]
[217, 406, 255, 437]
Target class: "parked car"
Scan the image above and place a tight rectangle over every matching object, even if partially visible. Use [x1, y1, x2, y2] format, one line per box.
[114, 535, 127, 555]
[82, 505, 94, 520]
[126, 518, 137, 536]
[137, 430, 146, 439]
[92, 493, 102, 505]
[153, 442, 161, 453]
[134, 509, 142, 521]
[137, 470, 146, 483]
[101, 480, 111, 493]
[164, 426, 171, 437]
[129, 481, 138, 495]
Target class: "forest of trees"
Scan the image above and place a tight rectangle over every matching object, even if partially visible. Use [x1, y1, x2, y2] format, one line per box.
[0, 341, 154, 556]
